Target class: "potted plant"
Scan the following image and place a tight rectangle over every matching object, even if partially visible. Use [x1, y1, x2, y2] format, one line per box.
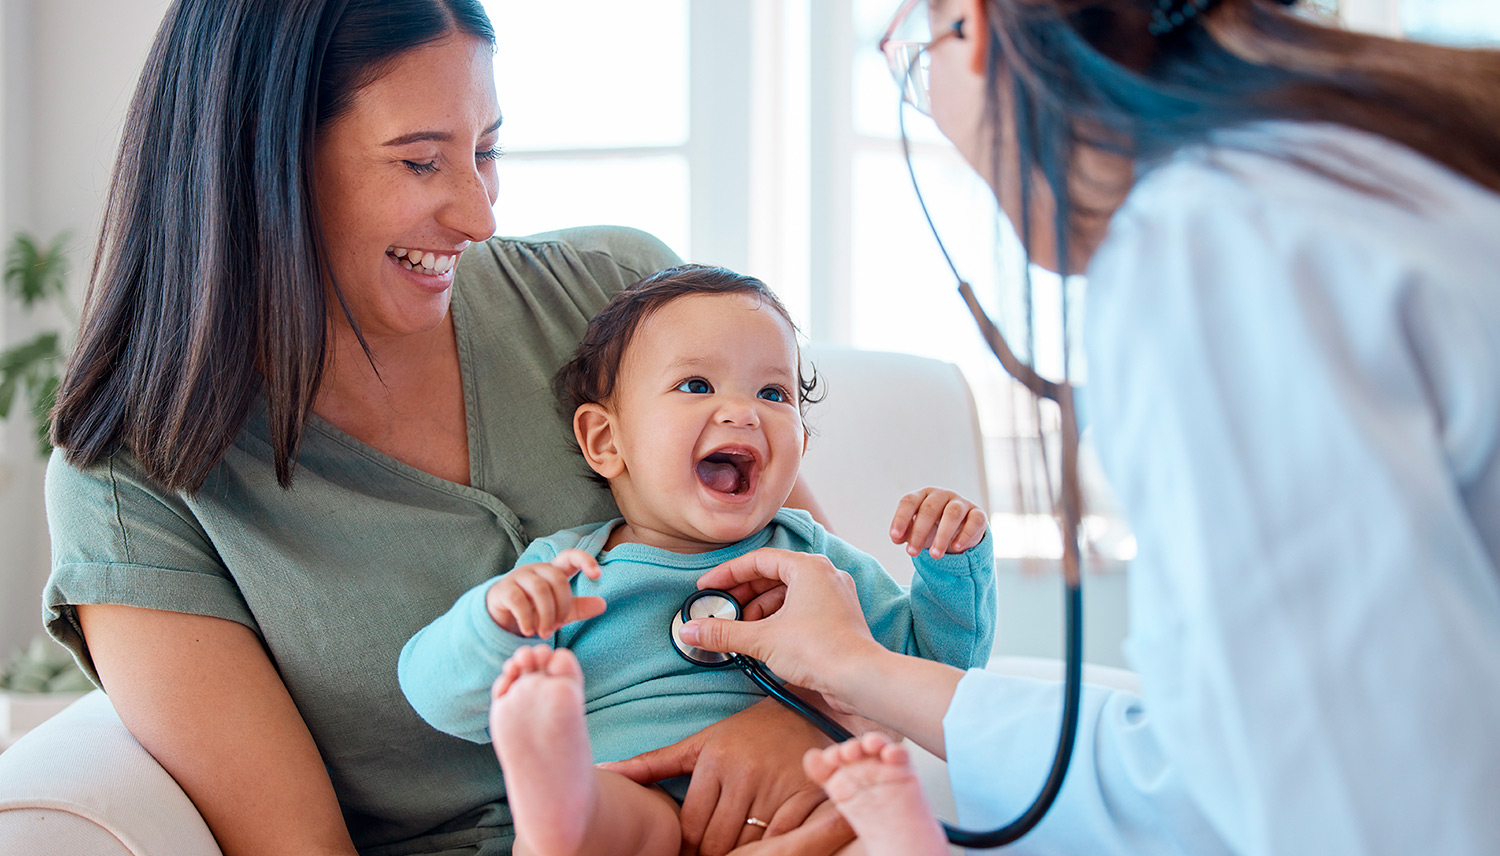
[0, 231, 80, 748]
[0, 635, 93, 747]
[0, 230, 73, 455]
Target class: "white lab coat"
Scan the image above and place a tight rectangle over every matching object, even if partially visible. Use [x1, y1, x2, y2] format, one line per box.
[943, 123, 1500, 855]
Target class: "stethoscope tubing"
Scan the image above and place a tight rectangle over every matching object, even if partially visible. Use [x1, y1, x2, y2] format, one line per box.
[672, 583, 1084, 847]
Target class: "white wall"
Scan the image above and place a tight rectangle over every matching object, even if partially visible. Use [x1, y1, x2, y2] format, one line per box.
[0, 0, 166, 655]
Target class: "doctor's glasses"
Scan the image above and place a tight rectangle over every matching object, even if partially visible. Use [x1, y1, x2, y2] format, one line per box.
[879, 0, 964, 116]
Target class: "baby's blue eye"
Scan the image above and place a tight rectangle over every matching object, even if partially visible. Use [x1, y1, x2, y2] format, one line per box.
[758, 386, 787, 403]
[677, 378, 712, 394]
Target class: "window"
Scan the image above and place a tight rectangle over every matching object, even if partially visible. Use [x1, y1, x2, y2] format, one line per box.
[483, 0, 1498, 563]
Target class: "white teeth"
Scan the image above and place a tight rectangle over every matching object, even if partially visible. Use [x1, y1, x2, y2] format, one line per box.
[388, 247, 458, 275]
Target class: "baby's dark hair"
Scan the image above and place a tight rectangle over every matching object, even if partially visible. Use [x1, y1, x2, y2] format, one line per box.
[556, 264, 820, 421]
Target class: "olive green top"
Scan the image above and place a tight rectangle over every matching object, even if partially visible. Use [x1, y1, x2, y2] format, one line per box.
[42, 226, 680, 856]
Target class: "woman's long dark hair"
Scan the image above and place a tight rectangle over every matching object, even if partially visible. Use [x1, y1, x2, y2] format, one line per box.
[986, 0, 1500, 278]
[50, 0, 494, 491]
[977, 0, 1500, 551]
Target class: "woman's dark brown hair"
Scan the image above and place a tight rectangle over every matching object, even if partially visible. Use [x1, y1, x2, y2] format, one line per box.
[983, 0, 1500, 278]
[972, 0, 1500, 559]
[50, 0, 495, 491]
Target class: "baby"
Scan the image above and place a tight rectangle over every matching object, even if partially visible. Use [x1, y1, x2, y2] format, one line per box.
[399, 264, 996, 856]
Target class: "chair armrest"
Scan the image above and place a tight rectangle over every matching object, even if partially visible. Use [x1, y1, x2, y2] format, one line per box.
[0, 690, 221, 856]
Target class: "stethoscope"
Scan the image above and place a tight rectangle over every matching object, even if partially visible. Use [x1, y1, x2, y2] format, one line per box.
[671, 589, 857, 744]
[666, 15, 1090, 845]
[672, 578, 1082, 848]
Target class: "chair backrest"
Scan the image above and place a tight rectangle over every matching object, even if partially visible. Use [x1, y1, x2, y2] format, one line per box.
[798, 345, 988, 584]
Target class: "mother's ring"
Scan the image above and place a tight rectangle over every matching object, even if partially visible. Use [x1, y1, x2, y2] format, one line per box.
[745, 817, 770, 829]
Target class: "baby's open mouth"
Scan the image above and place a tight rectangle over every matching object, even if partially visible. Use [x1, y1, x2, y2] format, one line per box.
[695, 449, 756, 496]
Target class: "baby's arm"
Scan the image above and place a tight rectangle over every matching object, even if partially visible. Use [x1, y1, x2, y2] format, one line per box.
[397, 543, 603, 743]
[823, 489, 996, 670]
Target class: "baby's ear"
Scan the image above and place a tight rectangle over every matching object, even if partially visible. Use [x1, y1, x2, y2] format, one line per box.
[574, 403, 625, 479]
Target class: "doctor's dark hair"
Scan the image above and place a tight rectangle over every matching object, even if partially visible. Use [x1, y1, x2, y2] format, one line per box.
[556, 263, 821, 428]
[49, 0, 495, 492]
[973, 0, 1500, 280]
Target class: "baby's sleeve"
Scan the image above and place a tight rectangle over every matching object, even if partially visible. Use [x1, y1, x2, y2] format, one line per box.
[397, 539, 556, 743]
[824, 527, 997, 670]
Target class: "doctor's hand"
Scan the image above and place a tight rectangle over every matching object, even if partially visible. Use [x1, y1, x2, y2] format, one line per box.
[680, 549, 888, 709]
[598, 697, 850, 856]
[890, 486, 988, 559]
[484, 549, 606, 638]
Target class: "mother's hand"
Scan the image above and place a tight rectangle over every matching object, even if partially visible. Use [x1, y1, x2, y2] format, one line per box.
[598, 698, 851, 856]
[681, 549, 887, 705]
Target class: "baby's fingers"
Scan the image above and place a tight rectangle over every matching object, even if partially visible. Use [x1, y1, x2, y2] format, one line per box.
[552, 549, 602, 580]
[888, 490, 928, 545]
[564, 595, 607, 625]
[953, 508, 989, 553]
[904, 490, 957, 557]
[927, 500, 973, 558]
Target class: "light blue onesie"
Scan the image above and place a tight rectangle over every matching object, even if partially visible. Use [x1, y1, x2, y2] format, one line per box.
[399, 507, 995, 769]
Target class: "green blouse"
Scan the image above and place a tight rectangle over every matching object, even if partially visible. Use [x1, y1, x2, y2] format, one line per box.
[42, 226, 680, 856]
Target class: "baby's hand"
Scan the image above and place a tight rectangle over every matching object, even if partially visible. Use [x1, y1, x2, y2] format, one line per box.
[889, 487, 988, 559]
[485, 549, 607, 638]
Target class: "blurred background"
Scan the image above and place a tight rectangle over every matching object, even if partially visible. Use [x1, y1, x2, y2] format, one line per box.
[1, 0, 1496, 672]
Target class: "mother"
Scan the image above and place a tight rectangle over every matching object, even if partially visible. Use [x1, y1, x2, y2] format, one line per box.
[43, 2, 837, 854]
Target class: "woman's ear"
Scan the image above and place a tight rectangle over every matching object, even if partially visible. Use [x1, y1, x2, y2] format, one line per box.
[959, 0, 990, 74]
[574, 403, 625, 479]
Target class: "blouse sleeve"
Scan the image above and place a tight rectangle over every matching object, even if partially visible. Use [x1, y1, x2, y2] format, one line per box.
[951, 148, 1500, 854]
[43, 450, 257, 684]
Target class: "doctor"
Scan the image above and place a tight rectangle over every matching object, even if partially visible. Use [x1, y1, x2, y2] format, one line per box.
[663, 0, 1500, 852]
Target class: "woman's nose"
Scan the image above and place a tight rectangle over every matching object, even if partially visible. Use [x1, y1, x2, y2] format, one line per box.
[441, 163, 498, 243]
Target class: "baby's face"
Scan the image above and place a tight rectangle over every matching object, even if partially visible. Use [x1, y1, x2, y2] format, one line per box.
[602, 292, 805, 551]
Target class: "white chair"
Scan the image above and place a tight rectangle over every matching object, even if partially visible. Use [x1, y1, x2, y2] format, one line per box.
[799, 344, 989, 584]
[0, 346, 1136, 855]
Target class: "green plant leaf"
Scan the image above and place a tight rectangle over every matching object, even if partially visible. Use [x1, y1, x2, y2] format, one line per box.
[0, 331, 62, 438]
[3, 232, 70, 308]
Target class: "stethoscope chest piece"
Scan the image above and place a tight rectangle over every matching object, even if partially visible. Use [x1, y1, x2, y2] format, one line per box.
[671, 589, 741, 667]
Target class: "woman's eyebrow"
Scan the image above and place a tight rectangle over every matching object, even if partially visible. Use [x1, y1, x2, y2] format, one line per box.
[382, 116, 503, 148]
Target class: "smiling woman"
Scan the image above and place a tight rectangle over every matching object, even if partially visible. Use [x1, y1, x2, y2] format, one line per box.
[33, 1, 864, 854]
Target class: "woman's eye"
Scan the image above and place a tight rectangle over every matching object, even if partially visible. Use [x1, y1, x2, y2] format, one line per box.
[676, 378, 712, 394]
[477, 145, 504, 163]
[758, 386, 787, 403]
[403, 160, 439, 175]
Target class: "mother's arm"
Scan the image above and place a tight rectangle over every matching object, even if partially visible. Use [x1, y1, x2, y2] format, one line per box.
[78, 605, 357, 856]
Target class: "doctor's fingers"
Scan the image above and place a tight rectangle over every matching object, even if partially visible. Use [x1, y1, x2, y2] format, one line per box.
[740, 584, 787, 622]
[699, 548, 841, 591]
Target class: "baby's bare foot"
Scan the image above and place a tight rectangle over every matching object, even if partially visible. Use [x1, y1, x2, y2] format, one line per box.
[804, 732, 948, 856]
[490, 645, 595, 856]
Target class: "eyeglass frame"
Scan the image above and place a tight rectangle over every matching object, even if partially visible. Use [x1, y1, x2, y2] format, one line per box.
[878, 0, 966, 116]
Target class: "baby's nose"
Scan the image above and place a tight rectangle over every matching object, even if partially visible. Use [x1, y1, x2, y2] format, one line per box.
[717, 398, 760, 427]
